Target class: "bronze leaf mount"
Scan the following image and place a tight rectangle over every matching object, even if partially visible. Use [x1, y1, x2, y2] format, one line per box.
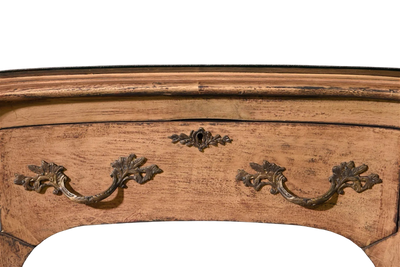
[14, 153, 163, 204]
[169, 127, 232, 152]
[236, 160, 382, 208]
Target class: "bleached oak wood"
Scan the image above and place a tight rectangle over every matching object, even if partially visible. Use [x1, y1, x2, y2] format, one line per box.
[0, 233, 34, 267]
[0, 66, 399, 266]
[1, 67, 400, 102]
[364, 232, 400, 266]
[0, 122, 398, 247]
[1, 97, 400, 129]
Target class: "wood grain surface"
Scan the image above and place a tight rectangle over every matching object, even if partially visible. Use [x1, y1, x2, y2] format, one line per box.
[364, 232, 400, 266]
[1, 96, 400, 129]
[1, 66, 399, 266]
[0, 232, 34, 267]
[1, 70, 400, 102]
[0, 122, 398, 248]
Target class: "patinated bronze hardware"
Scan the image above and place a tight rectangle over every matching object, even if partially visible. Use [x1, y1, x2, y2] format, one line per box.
[236, 161, 382, 208]
[14, 153, 162, 204]
[169, 127, 232, 152]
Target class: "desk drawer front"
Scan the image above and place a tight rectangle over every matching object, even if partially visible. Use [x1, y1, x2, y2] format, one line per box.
[0, 121, 398, 247]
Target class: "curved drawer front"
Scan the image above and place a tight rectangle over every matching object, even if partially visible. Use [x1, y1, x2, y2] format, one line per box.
[0, 121, 398, 247]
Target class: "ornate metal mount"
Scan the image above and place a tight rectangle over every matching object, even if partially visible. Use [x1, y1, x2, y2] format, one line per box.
[14, 153, 163, 204]
[236, 161, 382, 208]
[169, 127, 232, 152]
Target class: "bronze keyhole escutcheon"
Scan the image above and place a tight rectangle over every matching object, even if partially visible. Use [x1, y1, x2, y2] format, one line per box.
[169, 127, 232, 152]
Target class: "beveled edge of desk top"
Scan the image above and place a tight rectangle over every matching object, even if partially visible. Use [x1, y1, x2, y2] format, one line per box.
[0, 65, 399, 102]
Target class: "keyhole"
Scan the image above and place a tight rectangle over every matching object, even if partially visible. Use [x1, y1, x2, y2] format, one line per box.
[196, 133, 204, 143]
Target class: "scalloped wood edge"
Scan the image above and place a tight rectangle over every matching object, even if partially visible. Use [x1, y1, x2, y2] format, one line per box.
[0, 220, 382, 267]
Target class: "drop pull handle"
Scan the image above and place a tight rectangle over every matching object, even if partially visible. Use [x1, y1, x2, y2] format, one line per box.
[236, 161, 382, 208]
[14, 153, 162, 204]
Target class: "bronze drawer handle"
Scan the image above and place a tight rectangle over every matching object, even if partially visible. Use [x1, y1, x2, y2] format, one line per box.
[14, 153, 163, 204]
[236, 161, 382, 208]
